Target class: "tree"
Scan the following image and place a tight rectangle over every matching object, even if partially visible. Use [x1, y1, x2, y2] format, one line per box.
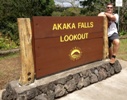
[0, 0, 55, 44]
[81, 0, 127, 32]
[81, 0, 111, 16]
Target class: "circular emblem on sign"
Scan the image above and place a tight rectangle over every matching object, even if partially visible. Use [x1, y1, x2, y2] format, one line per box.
[69, 47, 82, 61]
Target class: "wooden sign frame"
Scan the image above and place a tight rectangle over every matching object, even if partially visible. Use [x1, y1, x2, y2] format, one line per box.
[32, 16, 108, 78]
[17, 16, 108, 85]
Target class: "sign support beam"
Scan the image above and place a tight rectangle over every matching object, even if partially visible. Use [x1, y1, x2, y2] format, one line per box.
[103, 16, 109, 59]
[17, 18, 35, 85]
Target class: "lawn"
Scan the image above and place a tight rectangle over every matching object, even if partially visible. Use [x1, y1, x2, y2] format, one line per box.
[117, 39, 127, 61]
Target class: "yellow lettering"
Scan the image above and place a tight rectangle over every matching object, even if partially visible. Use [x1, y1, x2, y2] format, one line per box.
[85, 33, 88, 38]
[64, 35, 69, 42]
[66, 23, 71, 29]
[53, 22, 93, 30]
[60, 36, 64, 42]
[78, 22, 82, 28]
[78, 22, 94, 29]
[52, 24, 57, 30]
[63, 23, 67, 29]
[72, 23, 76, 29]
[52, 23, 76, 30]
[57, 23, 62, 30]
[90, 22, 94, 28]
[60, 33, 89, 42]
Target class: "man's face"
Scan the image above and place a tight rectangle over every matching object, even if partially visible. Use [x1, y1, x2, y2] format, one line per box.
[106, 4, 113, 14]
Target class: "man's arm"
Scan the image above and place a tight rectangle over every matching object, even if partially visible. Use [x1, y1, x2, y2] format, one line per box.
[104, 12, 116, 21]
[98, 12, 106, 16]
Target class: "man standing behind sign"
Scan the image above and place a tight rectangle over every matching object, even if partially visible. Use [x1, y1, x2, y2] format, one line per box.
[98, 2, 120, 64]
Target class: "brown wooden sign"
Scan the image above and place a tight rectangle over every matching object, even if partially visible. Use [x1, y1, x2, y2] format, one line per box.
[32, 16, 104, 78]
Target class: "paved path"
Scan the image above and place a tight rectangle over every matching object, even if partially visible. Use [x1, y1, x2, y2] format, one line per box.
[0, 89, 4, 100]
[57, 60, 127, 100]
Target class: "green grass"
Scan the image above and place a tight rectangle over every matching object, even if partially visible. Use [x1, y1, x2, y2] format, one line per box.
[117, 39, 127, 61]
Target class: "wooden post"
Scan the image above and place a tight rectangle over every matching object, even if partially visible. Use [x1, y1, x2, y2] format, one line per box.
[103, 16, 109, 59]
[17, 18, 35, 85]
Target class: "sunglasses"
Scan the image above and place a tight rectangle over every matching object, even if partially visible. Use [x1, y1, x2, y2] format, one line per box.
[107, 7, 113, 9]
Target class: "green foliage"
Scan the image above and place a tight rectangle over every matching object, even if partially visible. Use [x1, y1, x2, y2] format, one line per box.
[0, 35, 18, 50]
[52, 7, 81, 16]
[52, 11, 62, 16]
[81, 0, 111, 16]
[52, 7, 65, 16]
[120, 30, 127, 36]
[116, 0, 127, 32]
[62, 7, 81, 16]
[0, 20, 19, 45]
[0, 0, 55, 50]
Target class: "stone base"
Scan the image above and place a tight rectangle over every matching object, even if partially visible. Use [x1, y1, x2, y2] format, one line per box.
[2, 60, 122, 100]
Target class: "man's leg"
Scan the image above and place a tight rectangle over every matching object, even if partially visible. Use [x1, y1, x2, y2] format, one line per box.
[110, 39, 120, 63]
[109, 47, 113, 59]
[112, 39, 120, 55]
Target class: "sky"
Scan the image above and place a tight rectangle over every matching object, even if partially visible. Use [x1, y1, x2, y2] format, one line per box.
[54, 0, 85, 8]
